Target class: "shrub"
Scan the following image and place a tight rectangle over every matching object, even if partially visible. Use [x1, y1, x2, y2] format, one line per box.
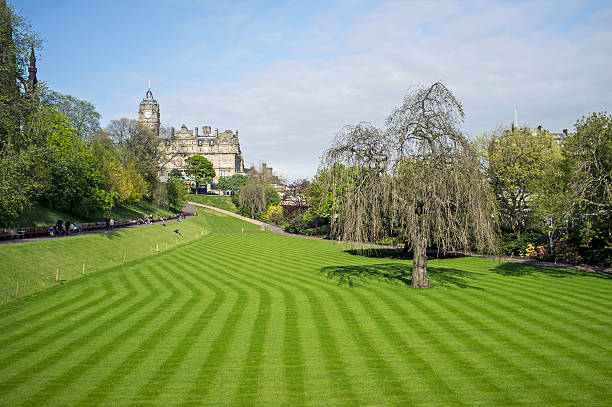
[500, 229, 547, 256]
[264, 205, 284, 224]
[553, 237, 582, 264]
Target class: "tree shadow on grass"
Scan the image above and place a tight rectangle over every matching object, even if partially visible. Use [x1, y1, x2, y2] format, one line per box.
[343, 248, 467, 261]
[319, 263, 483, 289]
[493, 262, 612, 280]
[101, 231, 123, 240]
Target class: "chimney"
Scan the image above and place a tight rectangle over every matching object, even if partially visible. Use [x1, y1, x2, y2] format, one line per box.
[235, 129, 239, 137]
[171, 127, 175, 138]
[537, 125, 542, 130]
[563, 129, 568, 136]
[215, 128, 219, 136]
[195, 127, 198, 137]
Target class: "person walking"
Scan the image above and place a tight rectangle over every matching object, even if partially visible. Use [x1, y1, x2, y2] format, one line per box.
[109, 218, 115, 231]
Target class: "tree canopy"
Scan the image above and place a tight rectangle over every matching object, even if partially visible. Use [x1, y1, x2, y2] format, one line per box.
[185, 155, 215, 194]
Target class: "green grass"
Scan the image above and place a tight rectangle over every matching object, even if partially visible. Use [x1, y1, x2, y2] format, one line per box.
[188, 194, 238, 212]
[0, 211, 611, 406]
[0, 214, 214, 304]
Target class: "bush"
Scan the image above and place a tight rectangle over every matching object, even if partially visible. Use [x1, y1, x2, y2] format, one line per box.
[264, 205, 284, 224]
[285, 217, 309, 234]
[500, 229, 547, 256]
[553, 237, 582, 264]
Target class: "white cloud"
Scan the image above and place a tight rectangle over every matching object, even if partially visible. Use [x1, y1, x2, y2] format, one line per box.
[108, 0, 612, 181]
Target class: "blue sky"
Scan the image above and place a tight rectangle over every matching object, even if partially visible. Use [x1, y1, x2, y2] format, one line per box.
[14, 0, 612, 181]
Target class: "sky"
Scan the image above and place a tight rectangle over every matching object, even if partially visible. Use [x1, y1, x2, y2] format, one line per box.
[14, 0, 612, 181]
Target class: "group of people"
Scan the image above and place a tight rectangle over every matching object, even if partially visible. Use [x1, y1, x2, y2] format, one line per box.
[48, 211, 191, 238]
[50, 219, 81, 236]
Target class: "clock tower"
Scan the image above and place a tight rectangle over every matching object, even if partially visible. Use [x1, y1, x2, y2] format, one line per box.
[138, 84, 160, 134]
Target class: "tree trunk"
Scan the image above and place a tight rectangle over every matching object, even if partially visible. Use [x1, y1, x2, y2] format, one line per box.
[195, 182, 199, 195]
[411, 239, 430, 288]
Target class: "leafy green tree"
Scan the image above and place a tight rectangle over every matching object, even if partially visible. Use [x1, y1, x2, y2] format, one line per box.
[217, 173, 248, 194]
[185, 155, 215, 194]
[264, 183, 280, 207]
[40, 87, 100, 140]
[166, 174, 187, 210]
[483, 125, 560, 237]
[38, 108, 103, 214]
[531, 153, 571, 255]
[105, 118, 167, 189]
[563, 112, 612, 265]
[169, 168, 183, 178]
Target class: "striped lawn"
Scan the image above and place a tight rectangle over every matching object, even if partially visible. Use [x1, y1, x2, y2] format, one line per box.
[0, 210, 611, 406]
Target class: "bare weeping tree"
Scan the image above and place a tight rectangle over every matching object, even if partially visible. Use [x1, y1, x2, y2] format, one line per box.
[324, 82, 498, 288]
[239, 183, 266, 219]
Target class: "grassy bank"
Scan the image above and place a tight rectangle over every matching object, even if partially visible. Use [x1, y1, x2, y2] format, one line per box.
[0, 211, 229, 304]
[188, 194, 238, 212]
[0, 210, 610, 405]
[4, 201, 178, 228]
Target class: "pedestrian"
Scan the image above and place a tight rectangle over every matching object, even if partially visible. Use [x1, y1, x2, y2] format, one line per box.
[182, 211, 186, 219]
[56, 219, 65, 235]
[105, 218, 110, 231]
[109, 218, 115, 231]
[65, 219, 71, 235]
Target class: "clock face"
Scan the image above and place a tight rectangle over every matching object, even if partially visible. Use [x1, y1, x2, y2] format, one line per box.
[144, 111, 152, 119]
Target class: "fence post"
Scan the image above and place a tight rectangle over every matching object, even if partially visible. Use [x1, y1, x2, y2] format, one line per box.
[82, 263, 85, 275]
[15, 281, 18, 297]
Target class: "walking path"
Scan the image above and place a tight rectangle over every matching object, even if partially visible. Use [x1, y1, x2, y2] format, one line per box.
[0, 215, 189, 245]
[191, 202, 612, 275]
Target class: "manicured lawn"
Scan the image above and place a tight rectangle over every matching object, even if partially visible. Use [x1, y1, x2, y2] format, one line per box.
[0, 214, 214, 304]
[0, 211, 610, 406]
[188, 194, 238, 212]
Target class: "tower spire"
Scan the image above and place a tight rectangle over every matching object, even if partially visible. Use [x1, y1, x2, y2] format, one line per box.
[148, 79, 150, 90]
[25, 45, 37, 98]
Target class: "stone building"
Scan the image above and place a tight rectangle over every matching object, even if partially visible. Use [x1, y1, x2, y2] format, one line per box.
[137, 87, 245, 182]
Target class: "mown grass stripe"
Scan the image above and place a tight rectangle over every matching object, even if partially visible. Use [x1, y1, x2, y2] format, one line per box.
[438, 287, 608, 404]
[0, 287, 101, 352]
[0, 271, 137, 396]
[354, 283, 517, 405]
[182, 255, 251, 405]
[0, 287, 94, 333]
[196, 246, 308, 405]
[0, 277, 120, 373]
[265, 255, 490, 405]
[423, 289, 576, 405]
[184, 246, 361, 405]
[443, 281, 612, 391]
[472, 275, 612, 342]
[178, 250, 290, 405]
[127, 256, 225, 406]
[228, 250, 405, 405]
[16, 263, 176, 406]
